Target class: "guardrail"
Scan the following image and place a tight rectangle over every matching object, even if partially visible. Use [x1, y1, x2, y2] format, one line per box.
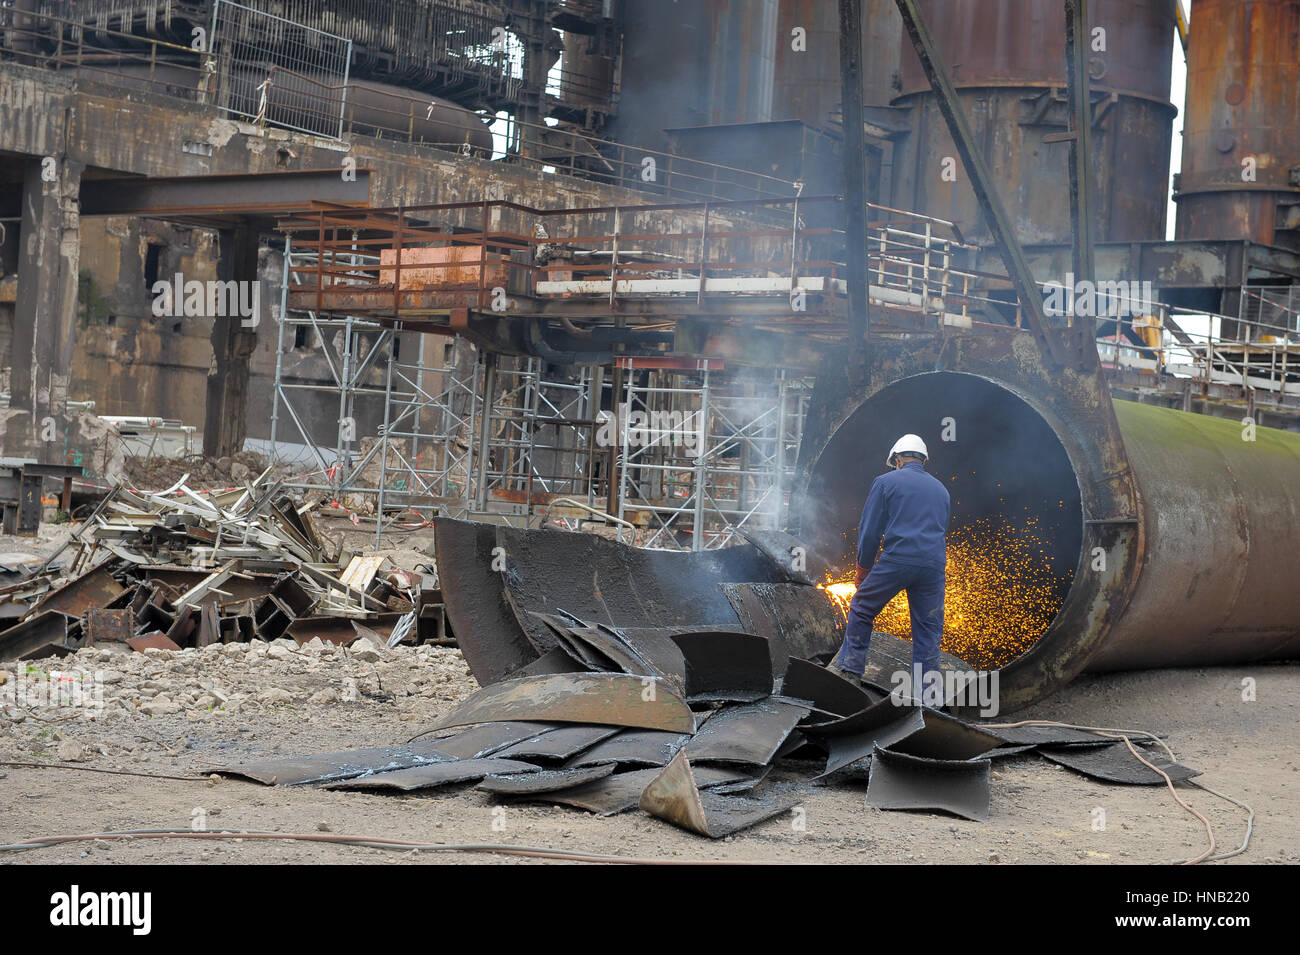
[1, 6, 798, 204]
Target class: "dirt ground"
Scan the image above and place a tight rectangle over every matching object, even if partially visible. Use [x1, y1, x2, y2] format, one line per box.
[2, 523, 1297, 866]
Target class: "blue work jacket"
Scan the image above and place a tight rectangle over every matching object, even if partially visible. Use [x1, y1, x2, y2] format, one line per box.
[856, 460, 950, 570]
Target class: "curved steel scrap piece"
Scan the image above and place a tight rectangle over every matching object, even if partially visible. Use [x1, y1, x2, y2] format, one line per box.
[325, 758, 542, 792]
[738, 528, 831, 586]
[477, 763, 616, 795]
[670, 631, 775, 702]
[814, 707, 927, 780]
[214, 740, 454, 786]
[682, 697, 810, 766]
[1038, 742, 1202, 785]
[431, 672, 696, 735]
[976, 724, 1113, 747]
[491, 724, 622, 761]
[639, 751, 800, 838]
[495, 524, 788, 655]
[540, 762, 752, 816]
[800, 693, 915, 737]
[433, 518, 539, 683]
[722, 582, 844, 674]
[889, 708, 1004, 761]
[865, 746, 993, 823]
[565, 727, 690, 768]
[782, 656, 884, 717]
[409, 721, 560, 758]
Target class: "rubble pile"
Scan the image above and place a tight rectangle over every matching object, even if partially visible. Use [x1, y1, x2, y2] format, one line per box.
[121, 452, 276, 496]
[0, 476, 441, 662]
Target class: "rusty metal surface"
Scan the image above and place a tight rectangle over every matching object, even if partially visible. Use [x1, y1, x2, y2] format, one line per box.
[566, 727, 691, 768]
[892, 1, 1175, 248]
[216, 741, 453, 786]
[434, 518, 539, 683]
[671, 630, 774, 702]
[409, 721, 558, 759]
[325, 758, 541, 792]
[682, 697, 810, 765]
[1176, 0, 1300, 248]
[430, 672, 696, 735]
[126, 632, 182, 652]
[866, 746, 992, 822]
[639, 752, 800, 838]
[30, 565, 124, 617]
[491, 724, 622, 762]
[1039, 742, 1202, 785]
[814, 707, 927, 780]
[477, 764, 616, 795]
[891, 708, 1004, 761]
[83, 608, 132, 645]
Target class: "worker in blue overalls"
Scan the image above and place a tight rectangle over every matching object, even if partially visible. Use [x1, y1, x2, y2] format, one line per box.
[828, 434, 950, 703]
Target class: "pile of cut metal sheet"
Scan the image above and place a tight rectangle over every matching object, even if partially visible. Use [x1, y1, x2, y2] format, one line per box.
[216, 601, 1201, 838]
[0, 477, 439, 660]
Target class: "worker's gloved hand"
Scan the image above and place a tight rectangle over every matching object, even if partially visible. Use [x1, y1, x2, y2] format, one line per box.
[854, 563, 869, 587]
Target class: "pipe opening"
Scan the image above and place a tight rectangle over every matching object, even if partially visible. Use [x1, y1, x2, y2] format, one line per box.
[804, 372, 1083, 669]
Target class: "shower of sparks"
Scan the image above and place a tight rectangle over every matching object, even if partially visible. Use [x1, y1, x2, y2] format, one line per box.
[817, 517, 1069, 669]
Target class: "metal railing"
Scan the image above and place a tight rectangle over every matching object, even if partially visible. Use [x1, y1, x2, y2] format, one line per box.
[0, 6, 797, 204]
[283, 194, 1002, 330]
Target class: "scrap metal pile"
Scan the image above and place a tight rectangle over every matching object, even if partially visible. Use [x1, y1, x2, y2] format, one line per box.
[0, 477, 435, 661]
[212, 519, 1201, 839]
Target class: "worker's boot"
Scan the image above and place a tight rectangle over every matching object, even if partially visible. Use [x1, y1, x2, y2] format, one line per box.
[824, 656, 866, 686]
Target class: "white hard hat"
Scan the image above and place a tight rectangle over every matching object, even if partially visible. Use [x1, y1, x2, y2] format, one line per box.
[886, 433, 928, 465]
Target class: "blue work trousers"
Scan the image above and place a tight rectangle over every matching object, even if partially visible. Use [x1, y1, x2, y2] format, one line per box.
[835, 557, 945, 687]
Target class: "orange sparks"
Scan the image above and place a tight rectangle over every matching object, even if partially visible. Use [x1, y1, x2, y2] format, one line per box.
[818, 517, 1068, 670]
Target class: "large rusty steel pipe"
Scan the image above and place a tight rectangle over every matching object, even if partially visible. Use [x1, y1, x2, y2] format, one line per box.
[800, 370, 1300, 708]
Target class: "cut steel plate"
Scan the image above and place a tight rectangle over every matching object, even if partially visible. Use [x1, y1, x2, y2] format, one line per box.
[1039, 742, 1202, 785]
[814, 707, 927, 780]
[496, 523, 787, 659]
[215, 741, 453, 785]
[722, 581, 845, 673]
[538, 763, 751, 816]
[890, 708, 1003, 761]
[326, 758, 541, 791]
[639, 751, 800, 838]
[566, 727, 690, 768]
[0, 610, 74, 660]
[866, 746, 993, 823]
[800, 694, 916, 737]
[977, 724, 1114, 747]
[682, 697, 810, 765]
[782, 656, 883, 716]
[430, 672, 696, 734]
[126, 632, 182, 653]
[477, 764, 616, 795]
[670, 631, 774, 702]
[491, 724, 621, 761]
[31, 564, 124, 617]
[410, 721, 559, 758]
[434, 518, 539, 683]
